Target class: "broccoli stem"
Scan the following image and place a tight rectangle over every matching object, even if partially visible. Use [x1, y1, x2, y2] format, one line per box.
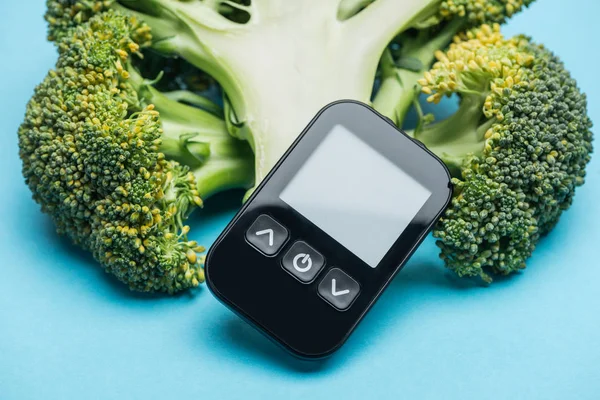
[162, 91, 223, 117]
[129, 68, 254, 198]
[337, 0, 375, 20]
[372, 50, 423, 124]
[157, 92, 254, 198]
[113, 0, 449, 186]
[373, 18, 465, 124]
[112, 0, 248, 117]
[410, 94, 491, 176]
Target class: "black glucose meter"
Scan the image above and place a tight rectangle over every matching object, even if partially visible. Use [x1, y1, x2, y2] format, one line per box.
[205, 101, 452, 358]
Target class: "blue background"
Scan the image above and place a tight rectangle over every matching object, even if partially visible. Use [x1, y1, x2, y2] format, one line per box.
[1, 1, 598, 399]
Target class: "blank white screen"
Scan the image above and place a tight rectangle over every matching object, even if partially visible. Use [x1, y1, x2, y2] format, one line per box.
[279, 125, 431, 268]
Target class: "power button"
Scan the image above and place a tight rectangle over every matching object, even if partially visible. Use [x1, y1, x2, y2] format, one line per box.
[281, 241, 325, 283]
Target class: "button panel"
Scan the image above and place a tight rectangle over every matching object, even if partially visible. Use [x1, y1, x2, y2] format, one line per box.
[246, 215, 360, 312]
[245, 215, 289, 256]
[317, 268, 360, 311]
[281, 241, 325, 283]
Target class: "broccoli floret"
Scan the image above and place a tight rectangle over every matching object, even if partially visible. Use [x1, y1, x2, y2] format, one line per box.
[373, 0, 536, 123]
[19, 11, 253, 293]
[409, 25, 593, 282]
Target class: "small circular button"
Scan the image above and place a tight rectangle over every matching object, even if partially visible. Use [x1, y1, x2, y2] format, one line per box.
[281, 241, 325, 283]
[292, 253, 313, 272]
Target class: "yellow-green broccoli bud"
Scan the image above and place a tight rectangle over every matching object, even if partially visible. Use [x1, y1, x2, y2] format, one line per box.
[46, 0, 114, 41]
[438, 0, 535, 26]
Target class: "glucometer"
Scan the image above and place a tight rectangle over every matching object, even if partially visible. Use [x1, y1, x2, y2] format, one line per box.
[205, 101, 452, 358]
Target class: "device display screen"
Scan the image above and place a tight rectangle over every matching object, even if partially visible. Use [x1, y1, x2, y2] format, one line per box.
[280, 125, 432, 268]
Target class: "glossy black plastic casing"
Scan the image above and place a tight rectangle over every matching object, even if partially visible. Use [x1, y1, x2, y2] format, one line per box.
[205, 101, 452, 359]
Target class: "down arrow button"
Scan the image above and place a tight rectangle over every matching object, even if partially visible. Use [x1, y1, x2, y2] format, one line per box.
[318, 268, 360, 311]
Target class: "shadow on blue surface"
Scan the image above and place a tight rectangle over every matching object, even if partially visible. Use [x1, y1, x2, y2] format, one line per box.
[32, 184, 513, 373]
[199, 257, 490, 374]
[29, 188, 270, 297]
[23, 163, 538, 377]
[39, 216, 177, 300]
[33, 190, 246, 302]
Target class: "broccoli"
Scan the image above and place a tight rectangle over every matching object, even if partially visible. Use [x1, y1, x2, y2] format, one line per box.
[19, 11, 254, 292]
[394, 25, 592, 282]
[23, 0, 593, 288]
[43, 0, 535, 184]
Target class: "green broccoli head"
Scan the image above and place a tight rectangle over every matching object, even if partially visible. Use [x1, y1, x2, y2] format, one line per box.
[437, 0, 535, 26]
[46, 0, 114, 41]
[414, 24, 593, 282]
[19, 11, 253, 293]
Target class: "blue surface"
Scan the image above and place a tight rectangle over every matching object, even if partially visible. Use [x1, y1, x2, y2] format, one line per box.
[1, 1, 599, 399]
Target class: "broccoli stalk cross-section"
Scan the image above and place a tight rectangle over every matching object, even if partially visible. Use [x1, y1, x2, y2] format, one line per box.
[45, 0, 536, 184]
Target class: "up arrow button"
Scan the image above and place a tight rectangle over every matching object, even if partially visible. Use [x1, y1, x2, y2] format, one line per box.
[245, 215, 288, 256]
[255, 228, 274, 247]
